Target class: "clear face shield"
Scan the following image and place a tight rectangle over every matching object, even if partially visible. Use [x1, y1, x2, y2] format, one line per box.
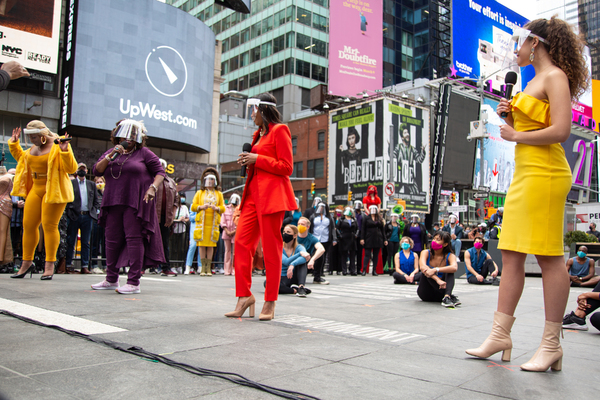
[229, 194, 240, 206]
[114, 119, 145, 146]
[22, 128, 45, 146]
[354, 200, 362, 210]
[204, 174, 217, 188]
[245, 98, 277, 129]
[504, 27, 549, 67]
[344, 207, 353, 217]
[391, 213, 399, 222]
[316, 203, 326, 215]
[369, 206, 378, 215]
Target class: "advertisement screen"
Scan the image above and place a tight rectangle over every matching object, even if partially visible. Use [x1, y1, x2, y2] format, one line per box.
[328, 0, 382, 97]
[451, 0, 534, 93]
[473, 97, 516, 194]
[328, 97, 430, 212]
[0, 0, 62, 74]
[61, 0, 215, 152]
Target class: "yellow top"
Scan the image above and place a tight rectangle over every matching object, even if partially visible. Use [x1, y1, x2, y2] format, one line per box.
[510, 92, 551, 132]
[28, 153, 49, 179]
[9, 139, 78, 203]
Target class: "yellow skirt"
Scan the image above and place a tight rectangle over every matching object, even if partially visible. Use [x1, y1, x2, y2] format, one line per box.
[498, 143, 571, 256]
[196, 208, 217, 247]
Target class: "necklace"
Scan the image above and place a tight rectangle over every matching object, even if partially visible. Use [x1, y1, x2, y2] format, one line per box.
[110, 150, 135, 180]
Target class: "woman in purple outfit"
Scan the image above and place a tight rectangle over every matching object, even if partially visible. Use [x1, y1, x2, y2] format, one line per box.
[403, 214, 428, 255]
[90, 119, 166, 294]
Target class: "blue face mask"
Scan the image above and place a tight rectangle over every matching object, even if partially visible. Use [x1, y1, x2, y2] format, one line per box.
[401, 242, 411, 250]
[577, 251, 587, 258]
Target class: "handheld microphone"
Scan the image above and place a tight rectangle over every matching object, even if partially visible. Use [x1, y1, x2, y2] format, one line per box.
[54, 137, 73, 144]
[109, 141, 132, 161]
[500, 71, 518, 118]
[241, 142, 252, 177]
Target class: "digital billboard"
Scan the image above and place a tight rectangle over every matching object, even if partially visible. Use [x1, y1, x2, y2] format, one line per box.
[451, 0, 534, 93]
[0, 0, 62, 74]
[328, 96, 430, 212]
[328, 0, 382, 97]
[61, 0, 215, 152]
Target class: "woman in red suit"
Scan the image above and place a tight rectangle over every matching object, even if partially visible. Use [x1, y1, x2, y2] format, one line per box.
[225, 93, 296, 321]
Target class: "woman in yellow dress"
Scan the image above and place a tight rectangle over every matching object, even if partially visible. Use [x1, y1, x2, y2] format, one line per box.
[466, 17, 589, 372]
[191, 167, 225, 276]
[9, 121, 77, 280]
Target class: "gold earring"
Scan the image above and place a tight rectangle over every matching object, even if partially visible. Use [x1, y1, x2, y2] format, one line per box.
[41, 136, 47, 145]
[529, 47, 535, 62]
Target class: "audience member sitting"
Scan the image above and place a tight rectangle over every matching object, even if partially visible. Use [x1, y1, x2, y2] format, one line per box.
[562, 280, 600, 331]
[392, 236, 421, 284]
[586, 223, 600, 240]
[468, 223, 486, 239]
[464, 237, 499, 285]
[417, 231, 460, 307]
[441, 214, 463, 261]
[296, 217, 325, 283]
[277, 225, 311, 297]
[566, 246, 600, 287]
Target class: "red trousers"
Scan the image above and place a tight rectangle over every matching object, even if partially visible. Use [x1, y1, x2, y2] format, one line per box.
[234, 189, 284, 301]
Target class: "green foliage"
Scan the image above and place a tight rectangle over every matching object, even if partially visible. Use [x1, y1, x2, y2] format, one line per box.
[564, 230, 598, 247]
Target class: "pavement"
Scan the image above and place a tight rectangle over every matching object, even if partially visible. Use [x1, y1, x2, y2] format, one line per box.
[0, 270, 598, 400]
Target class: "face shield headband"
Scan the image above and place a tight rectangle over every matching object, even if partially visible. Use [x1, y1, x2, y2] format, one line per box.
[115, 119, 145, 143]
[229, 194, 240, 205]
[369, 206, 378, 214]
[204, 174, 217, 187]
[344, 207, 353, 217]
[317, 203, 326, 214]
[245, 98, 277, 129]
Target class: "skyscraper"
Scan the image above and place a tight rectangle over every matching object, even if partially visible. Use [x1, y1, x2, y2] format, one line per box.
[578, 0, 600, 80]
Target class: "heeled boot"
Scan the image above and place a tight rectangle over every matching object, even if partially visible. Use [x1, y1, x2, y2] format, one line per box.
[199, 259, 207, 276]
[520, 320, 563, 372]
[466, 311, 516, 361]
[206, 259, 213, 276]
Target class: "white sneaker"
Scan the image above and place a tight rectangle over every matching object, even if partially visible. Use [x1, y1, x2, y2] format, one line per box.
[177, 267, 183, 274]
[116, 284, 141, 294]
[91, 267, 104, 274]
[91, 280, 119, 290]
[184, 265, 191, 275]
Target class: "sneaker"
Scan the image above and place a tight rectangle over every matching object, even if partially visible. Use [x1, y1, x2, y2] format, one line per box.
[91, 280, 119, 290]
[296, 286, 307, 297]
[313, 278, 329, 285]
[290, 284, 299, 291]
[304, 287, 312, 295]
[116, 284, 141, 294]
[450, 295, 461, 306]
[562, 311, 588, 331]
[91, 267, 104, 274]
[441, 296, 455, 308]
[176, 267, 183, 274]
[492, 277, 501, 286]
[161, 270, 177, 277]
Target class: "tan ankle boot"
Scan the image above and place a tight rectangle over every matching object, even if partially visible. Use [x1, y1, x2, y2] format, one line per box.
[466, 311, 515, 361]
[199, 259, 206, 276]
[520, 320, 563, 372]
[206, 260, 212, 276]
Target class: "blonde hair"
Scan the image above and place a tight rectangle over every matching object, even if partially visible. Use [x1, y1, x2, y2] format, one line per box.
[284, 224, 299, 250]
[298, 217, 311, 227]
[400, 236, 414, 249]
[26, 120, 59, 141]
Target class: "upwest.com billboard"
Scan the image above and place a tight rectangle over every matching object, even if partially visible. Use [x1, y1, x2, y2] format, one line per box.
[61, 0, 215, 151]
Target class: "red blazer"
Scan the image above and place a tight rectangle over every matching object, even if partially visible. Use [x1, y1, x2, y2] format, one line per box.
[240, 123, 296, 215]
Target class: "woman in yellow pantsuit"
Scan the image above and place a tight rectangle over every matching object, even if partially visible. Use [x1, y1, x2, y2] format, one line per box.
[9, 121, 77, 280]
[466, 18, 589, 372]
[191, 167, 225, 276]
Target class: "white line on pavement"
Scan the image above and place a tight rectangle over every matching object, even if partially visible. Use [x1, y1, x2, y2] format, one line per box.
[140, 277, 182, 282]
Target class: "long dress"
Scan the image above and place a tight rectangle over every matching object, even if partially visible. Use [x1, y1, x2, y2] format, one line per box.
[498, 92, 572, 256]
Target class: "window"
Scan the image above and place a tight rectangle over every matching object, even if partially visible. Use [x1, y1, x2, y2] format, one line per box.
[229, 56, 239, 72]
[260, 66, 271, 83]
[414, 30, 428, 47]
[402, 8, 413, 24]
[292, 137, 297, 154]
[230, 33, 240, 49]
[307, 160, 314, 177]
[297, 33, 312, 51]
[238, 75, 248, 90]
[312, 38, 327, 57]
[261, 41, 272, 58]
[317, 131, 325, 150]
[312, 14, 328, 32]
[314, 158, 324, 178]
[230, 12, 240, 28]
[240, 28, 250, 44]
[221, 61, 229, 75]
[228, 79, 237, 91]
[212, 19, 221, 35]
[296, 59, 310, 78]
[286, 32, 295, 48]
[239, 51, 249, 67]
[262, 15, 273, 33]
[272, 61, 284, 79]
[312, 64, 326, 82]
[383, 22, 394, 39]
[222, 15, 230, 31]
[312, 0, 327, 6]
[402, 55, 413, 71]
[275, 9, 286, 27]
[402, 31, 413, 47]
[222, 37, 230, 53]
[249, 71, 260, 87]
[251, 46, 261, 63]
[286, 5, 295, 23]
[251, 21, 262, 39]
[273, 35, 285, 53]
[292, 161, 303, 178]
[297, 7, 311, 26]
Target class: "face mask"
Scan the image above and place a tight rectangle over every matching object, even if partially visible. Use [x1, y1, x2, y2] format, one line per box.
[298, 225, 307, 234]
[96, 183, 105, 191]
[181, 199, 186, 204]
[577, 251, 587, 258]
[77, 170, 86, 177]
[474, 242, 484, 250]
[431, 241, 443, 251]
[401, 242, 411, 250]
[282, 233, 294, 243]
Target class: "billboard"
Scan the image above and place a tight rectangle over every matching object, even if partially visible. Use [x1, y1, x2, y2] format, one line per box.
[451, 0, 534, 93]
[473, 97, 516, 194]
[328, 0, 382, 97]
[0, 0, 62, 74]
[328, 96, 430, 212]
[61, 0, 215, 152]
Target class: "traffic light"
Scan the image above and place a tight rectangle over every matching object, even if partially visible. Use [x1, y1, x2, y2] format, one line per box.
[347, 191, 352, 202]
[311, 182, 316, 197]
[451, 192, 457, 203]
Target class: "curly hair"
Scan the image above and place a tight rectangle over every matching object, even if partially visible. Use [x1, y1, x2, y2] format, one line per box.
[526, 17, 589, 101]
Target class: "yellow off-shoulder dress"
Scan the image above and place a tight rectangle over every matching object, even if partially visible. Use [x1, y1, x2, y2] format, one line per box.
[498, 92, 572, 256]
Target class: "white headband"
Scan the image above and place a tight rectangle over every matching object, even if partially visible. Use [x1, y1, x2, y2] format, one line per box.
[115, 119, 146, 143]
[369, 205, 378, 212]
[229, 194, 240, 204]
[23, 128, 42, 135]
[204, 174, 217, 184]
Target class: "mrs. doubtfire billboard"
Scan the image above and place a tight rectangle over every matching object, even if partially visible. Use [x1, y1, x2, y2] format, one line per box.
[328, 0, 382, 97]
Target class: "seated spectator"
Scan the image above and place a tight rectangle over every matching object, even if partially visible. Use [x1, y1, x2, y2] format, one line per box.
[297, 217, 326, 278]
[417, 231, 460, 307]
[464, 237, 499, 285]
[441, 214, 463, 261]
[393, 236, 421, 284]
[586, 223, 600, 240]
[277, 225, 311, 297]
[468, 223, 486, 240]
[562, 280, 600, 331]
[428, 223, 441, 240]
[566, 246, 600, 287]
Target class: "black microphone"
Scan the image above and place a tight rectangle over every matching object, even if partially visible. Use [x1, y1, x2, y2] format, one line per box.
[241, 142, 252, 177]
[53, 137, 73, 144]
[109, 141, 132, 161]
[501, 71, 518, 118]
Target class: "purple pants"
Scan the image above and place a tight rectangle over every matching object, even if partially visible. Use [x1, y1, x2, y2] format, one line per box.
[105, 206, 145, 286]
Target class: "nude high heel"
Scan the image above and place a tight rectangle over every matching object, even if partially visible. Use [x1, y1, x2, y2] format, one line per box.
[466, 311, 515, 362]
[259, 301, 276, 321]
[224, 295, 256, 318]
[520, 320, 563, 372]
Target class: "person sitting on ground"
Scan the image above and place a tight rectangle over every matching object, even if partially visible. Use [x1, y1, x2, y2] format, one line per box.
[468, 223, 486, 239]
[393, 236, 421, 284]
[277, 225, 311, 297]
[441, 214, 463, 261]
[296, 217, 325, 288]
[586, 223, 600, 240]
[464, 237, 499, 285]
[562, 280, 600, 331]
[487, 207, 503, 239]
[566, 246, 600, 287]
[417, 231, 460, 307]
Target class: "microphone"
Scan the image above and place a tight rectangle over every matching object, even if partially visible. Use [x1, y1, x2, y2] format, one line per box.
[53, 137, 73, 144]
[501, 71, 518, 118]
[241, 142, 252, 177]
[109, 141, 132, 161]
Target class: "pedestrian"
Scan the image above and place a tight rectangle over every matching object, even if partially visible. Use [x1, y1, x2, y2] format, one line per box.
[417, 231, 459, 306]
[385, 213, 401, 274]
[90, 119, 165, 294]
[464, 237, 499, 285]
[337, 207, 358, 275]
[442, 214, 464, 261]
[303, 197, 322, 220]
[282, 197, 302, 228]
[297, 217, 325, 280]
[276, 224, 311, 297]
[90, 177, 106, 273]
[184, 210, 199, 274]
[354, 200, 364, 274]
[586, 223, 600, 240]
[309, 202, 336, 284]
[157, 159, 179, 277]
[329, 206, 344, 275]
[403, 214, 428, 256]
[191, 168, 225, 276]
[9, 122, 77, 280]
[362, 185, 381, 214]
[0, 166, 14, 269]
[170, 194, 189, 274]
[221, 193, 240, 276]
[566, 246, 599, 287]
[393, 236, 421, 284]
[466, 17, 588, 371]
[360, 205, 387, 276]
[10, 193, 24, 265]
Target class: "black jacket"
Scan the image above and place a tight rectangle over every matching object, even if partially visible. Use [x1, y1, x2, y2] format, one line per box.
[442, 224, 464, 239]
[361, 216, 385, 249]
[309, 212, 337, 243]
[403, 222, 428, 248]
[385, 222, 402, 241]
[337, 217, 357, 252]
[66, 179, 102, 221]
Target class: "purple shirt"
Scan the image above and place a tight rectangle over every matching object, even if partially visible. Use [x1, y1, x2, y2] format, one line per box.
[409, 225, 423, 252]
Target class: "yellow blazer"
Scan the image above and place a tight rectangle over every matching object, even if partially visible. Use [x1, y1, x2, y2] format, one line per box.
[191, 189, 225, 243]
[9, 139, 78, 204]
